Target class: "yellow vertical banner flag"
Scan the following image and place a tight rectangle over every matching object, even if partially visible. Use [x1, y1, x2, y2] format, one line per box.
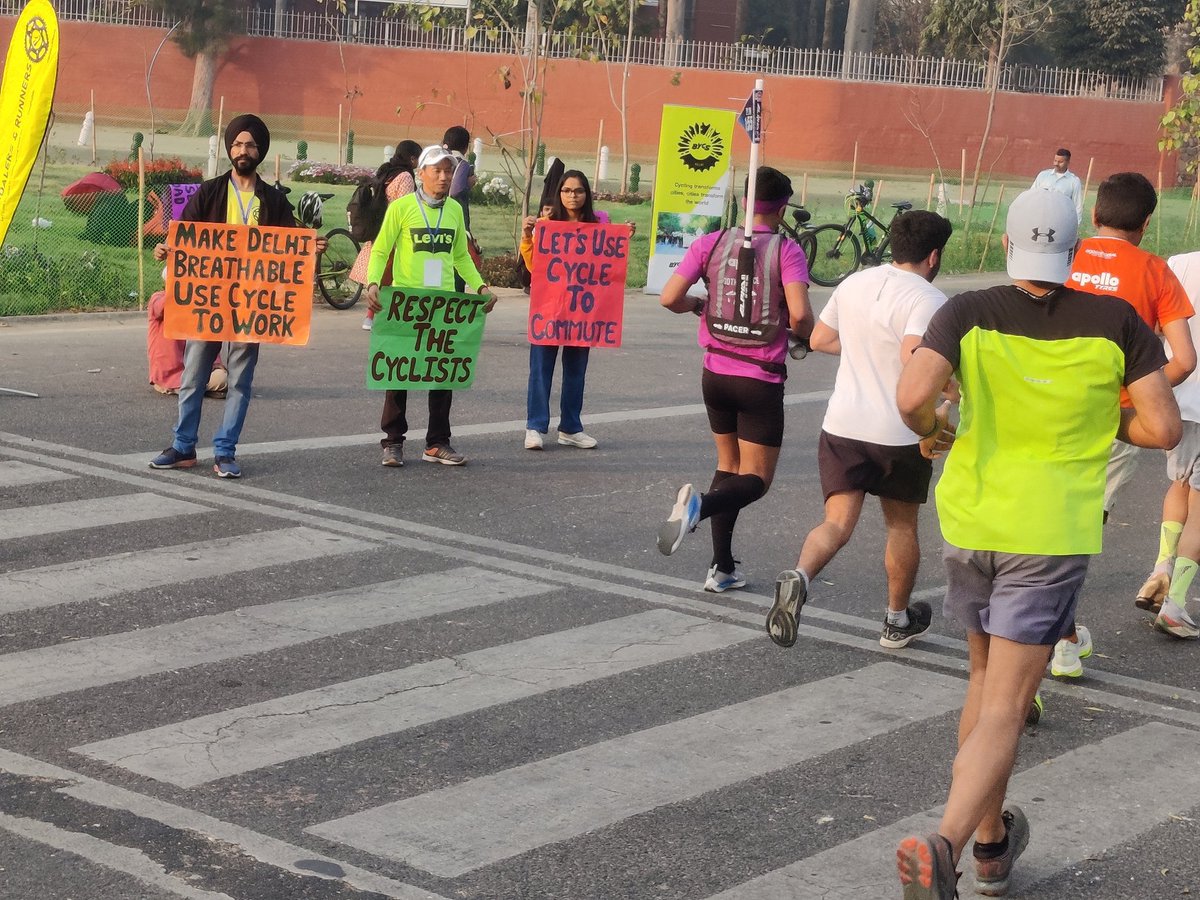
[0, 0, 59, 246]
[644, 105, 735, 294]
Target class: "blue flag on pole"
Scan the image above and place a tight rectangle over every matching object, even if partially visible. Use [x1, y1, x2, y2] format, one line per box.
[737, 89, 761, 144]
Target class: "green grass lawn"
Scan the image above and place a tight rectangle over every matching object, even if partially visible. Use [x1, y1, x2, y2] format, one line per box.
[5, 162, 1199, 315]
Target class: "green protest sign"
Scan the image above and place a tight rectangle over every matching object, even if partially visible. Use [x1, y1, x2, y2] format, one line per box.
[366, 286, 490, 390]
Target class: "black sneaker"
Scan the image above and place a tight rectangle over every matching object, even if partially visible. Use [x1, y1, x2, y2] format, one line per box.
[880, 601, 933, 649]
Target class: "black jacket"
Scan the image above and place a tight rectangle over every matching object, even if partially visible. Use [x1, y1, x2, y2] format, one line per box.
[180, 174, 297, 227]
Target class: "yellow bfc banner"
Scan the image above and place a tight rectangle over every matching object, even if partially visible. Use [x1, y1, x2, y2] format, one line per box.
[644, 105, 735, 294]
[0, 0, 59, 246]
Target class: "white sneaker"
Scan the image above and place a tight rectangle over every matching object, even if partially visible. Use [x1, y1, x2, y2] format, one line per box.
[1155, 601, 1200, 639]
[558, 431, 598, 449]
[362, 316, 373, 331]
[1051, 625, 1093, 677]
[656, 484, 701, 556]
[704, 565, 747, 593]
[524, 429, 544, 450]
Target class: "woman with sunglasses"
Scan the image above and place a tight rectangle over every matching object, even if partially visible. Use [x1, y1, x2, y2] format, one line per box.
[518, 169, 610, 450]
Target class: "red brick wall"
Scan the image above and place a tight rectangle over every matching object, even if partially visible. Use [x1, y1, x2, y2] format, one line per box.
[5, 18, 1174, 180]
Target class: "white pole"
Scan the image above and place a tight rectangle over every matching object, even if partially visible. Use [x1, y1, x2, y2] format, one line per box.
[742, 78, 764, 243]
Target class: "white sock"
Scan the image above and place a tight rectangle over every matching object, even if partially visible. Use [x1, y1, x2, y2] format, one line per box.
[886, 608, 910, 628]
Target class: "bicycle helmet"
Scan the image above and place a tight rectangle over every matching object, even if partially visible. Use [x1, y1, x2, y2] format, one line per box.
[297, 191, 324, 229]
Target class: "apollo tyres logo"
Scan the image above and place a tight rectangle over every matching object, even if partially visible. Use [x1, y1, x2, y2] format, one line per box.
[1070, 270, 1121, 292]
[25, 15, 51, 63]
[676, 122, 725, 173]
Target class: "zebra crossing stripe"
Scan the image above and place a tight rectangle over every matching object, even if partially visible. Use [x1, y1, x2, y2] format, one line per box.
[0, 526, 373, 616]
[0, 459, 76, 488]
[0, 492, 208, 541]
[706, 721, 1200, 899]
[0, 812, 236, 899]
[305, 661, 965, 878]
[0, 567, 551, 707]
[73, 609, 753, 787]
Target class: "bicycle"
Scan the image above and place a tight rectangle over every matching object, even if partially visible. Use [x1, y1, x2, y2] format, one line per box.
[806, 183, 913, 287]
[296, 189, 364, 310]
[777, 202, 817, 270]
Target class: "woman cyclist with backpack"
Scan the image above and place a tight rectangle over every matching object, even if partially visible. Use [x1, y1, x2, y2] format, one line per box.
[655, 167, 813, 593]
[350, 139, 422, 330]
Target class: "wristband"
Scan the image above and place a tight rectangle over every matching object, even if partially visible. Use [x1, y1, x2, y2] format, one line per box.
[919, 417, 940, 439]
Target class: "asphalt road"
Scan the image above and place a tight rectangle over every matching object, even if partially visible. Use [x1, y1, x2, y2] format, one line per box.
[0, 271, 1198, 900]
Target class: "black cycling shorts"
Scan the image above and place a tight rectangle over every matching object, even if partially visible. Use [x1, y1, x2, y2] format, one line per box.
[701, 368, 786, 448]
[817, 430, 932, 503]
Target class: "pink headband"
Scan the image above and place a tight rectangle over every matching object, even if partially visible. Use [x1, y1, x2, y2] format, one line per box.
[747, 197, 789, 214]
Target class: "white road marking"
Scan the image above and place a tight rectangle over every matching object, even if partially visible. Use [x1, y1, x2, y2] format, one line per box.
[707, 721, 1200, 899]
[0, 749, 449, 900]
[305, 662, 965, 877]
[0, 566, 551, 706]
[0, 459, 76, 488]
[0, 526, 373, 615]
[0, 492, 208, 541]
[0, 812, 236, 899]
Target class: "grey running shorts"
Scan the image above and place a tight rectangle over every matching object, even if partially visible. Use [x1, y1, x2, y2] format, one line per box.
[942, 544, 1090, 646]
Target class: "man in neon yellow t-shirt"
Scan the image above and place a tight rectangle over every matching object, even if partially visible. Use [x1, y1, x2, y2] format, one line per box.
[892, 189, 1179, 900]
[365, 145, 496, 467]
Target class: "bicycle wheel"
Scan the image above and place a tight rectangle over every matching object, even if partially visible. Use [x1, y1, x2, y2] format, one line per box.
[779, 220, 817, 272]
[807, 224, 861, 287]
[317, 228, 363, 310]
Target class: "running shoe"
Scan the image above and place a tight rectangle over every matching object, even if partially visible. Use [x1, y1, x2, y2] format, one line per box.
[973, 806, 1030, 897]
[767, 569, 807, 648]
[897, 833, 959, 900]
[879, 601, 933, 649]
[381, 444, 403, 467]
[1154, 602, 1200, 639]
[704, 565, 746, 593]
[558, 431, 598, 449]
[1050, 625, 1092, 678]
[213, 456, 241, 479]
[1025, 693, 1044, 727]
[656, 484, 700, 555]
[423, 445, 467, 466]
[524, 429, 544, 450]
[149, 447, 196, 469]
[1135, 572, 1170, 613]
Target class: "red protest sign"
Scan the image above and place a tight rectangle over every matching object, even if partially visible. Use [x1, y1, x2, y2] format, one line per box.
[528, 220, 631, 348]
[163, 220, 318, 346]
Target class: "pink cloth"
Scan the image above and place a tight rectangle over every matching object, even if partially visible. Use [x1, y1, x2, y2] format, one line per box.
[674, 225, 809, 383]
[147, 291, 184, 391]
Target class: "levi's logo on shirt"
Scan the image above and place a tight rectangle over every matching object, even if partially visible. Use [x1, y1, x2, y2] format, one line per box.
[411, 229, 453, 253]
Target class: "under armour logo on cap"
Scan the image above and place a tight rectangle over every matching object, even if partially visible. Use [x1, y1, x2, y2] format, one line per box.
[1031, 227, 1056, 243]
[1005, 189, 1077, 283]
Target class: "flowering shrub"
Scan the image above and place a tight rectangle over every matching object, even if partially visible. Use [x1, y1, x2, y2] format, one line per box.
[594, 190, 647, 205]
[288, 161, 375, 185]
[479, 175, 515, 206]
[103, 158, 202, 190]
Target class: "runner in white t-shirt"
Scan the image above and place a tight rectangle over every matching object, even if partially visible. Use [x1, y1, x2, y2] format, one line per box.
[1135, 251, 1200, 639]
[767, 210, 954, 650]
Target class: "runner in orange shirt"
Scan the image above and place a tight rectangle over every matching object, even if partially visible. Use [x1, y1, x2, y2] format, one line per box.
[1059, 171, 1195, 675]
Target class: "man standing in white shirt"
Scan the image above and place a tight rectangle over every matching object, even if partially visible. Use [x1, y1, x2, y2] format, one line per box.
[767, 211, 953, 650]
[1032, 147, 1083, 223]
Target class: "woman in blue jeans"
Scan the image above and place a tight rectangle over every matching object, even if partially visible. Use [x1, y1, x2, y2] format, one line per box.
[519, 170, 608, 450]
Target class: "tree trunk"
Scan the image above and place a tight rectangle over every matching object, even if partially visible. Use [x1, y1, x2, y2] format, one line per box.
[734, 0, 750, 41]
[664, 0, 686, 66]
[843, 0, 879, 54]
[620, 0, 635, 194]
[821, 0, 840, 50]
[274, 0, 286, 38]
[178, 50, 218, 137]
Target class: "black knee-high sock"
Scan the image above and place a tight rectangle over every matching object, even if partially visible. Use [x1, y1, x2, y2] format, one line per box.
[701, 473, 766, 572]
[708, 470, 738, 572]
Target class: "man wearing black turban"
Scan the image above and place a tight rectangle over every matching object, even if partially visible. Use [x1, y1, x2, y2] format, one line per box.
[150, 114, 324, 479]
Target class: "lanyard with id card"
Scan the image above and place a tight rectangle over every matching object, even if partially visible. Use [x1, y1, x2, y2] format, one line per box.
[417, 195, 446, 287]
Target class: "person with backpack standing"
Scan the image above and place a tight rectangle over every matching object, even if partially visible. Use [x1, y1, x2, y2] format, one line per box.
[519, 169, 610, 451]
[350, 140, 422, 331]
[444, 126, 477, 294]
[655, 167, 813, 592]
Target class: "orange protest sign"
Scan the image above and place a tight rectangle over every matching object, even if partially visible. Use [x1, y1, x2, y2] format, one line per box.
[163, 220, 318, 345]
